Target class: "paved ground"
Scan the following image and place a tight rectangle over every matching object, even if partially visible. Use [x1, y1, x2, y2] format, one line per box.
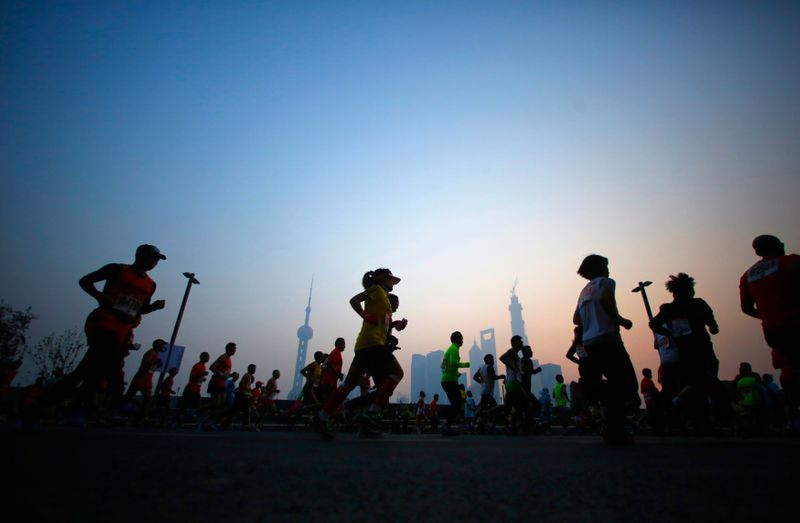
[5, 427, 797, 522]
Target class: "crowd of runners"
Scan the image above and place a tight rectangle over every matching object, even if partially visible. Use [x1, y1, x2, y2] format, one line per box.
[1, 234, 798, 443]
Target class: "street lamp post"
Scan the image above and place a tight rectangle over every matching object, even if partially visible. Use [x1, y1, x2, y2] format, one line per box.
[632, 280, 674, 355]
[155, 272, 199, 396]
[631, 281, 654, 321]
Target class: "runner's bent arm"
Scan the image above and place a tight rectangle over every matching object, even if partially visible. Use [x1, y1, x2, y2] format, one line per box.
[739, 285, 760, 320]
[79, 264, 121, 307]
[350, 290, 379, 324]
[649, 306, 672, 337]
[599, 287, 632, 330]
[139, 283, 165, 315]
[699, 299, 719, 335]
[566, 345, 580, 364]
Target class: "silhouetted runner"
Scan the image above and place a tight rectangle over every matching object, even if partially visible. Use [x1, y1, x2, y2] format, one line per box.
[124, 338, 167, 416]
[236, 364, 257, 428]
[206, 343, 236, 429]
[43, 244, 166, 417]
[573, 254, 637, 445]
[180, 352, 210, 415]
[650, 273, 731, 432]
[472, 354, 505, 433]
[440, 331, 469, 436]
[500, 335, 534, 432]
[740, 235, 800, 432]
[520, 345, 542, 416]
[313, 268, 406, 439]
[319, 338, 345, 404]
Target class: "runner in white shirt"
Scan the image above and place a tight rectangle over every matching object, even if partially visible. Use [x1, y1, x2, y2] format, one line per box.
[573, 254, 638, 445]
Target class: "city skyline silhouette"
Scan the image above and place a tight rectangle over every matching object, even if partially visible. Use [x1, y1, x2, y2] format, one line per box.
[1, 3, 798, 399]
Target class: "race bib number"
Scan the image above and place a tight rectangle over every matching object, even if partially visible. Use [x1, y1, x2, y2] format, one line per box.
[112, 295, 143, 317]
[670, 318, 692, 337]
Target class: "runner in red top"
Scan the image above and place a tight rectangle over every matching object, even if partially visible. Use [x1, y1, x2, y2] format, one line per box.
[319, 338, 345, 404]
[740, 235, 800, 348]
[263, 370, 280, 418]
[43, 244, 166, 416]
[208, 343, 236, 426]
[124, 339, 167, 415]
[740, 235, 800, 432]
[639, 368, 664, 435]
[236, 364, 257, 428]
[177, 351, 208, 413]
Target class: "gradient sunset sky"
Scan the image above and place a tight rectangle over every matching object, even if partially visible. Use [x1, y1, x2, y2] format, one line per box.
[2, 2, 798, 399]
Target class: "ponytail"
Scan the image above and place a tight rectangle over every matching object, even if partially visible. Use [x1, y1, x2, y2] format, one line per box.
[362, 270, 375, 289]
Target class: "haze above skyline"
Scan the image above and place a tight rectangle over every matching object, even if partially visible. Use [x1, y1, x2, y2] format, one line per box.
[2, 2, 798, 396]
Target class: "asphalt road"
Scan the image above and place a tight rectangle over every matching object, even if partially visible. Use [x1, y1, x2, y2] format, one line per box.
[5, 427, 797, 522]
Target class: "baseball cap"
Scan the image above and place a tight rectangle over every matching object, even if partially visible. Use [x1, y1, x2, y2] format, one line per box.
[136, 244, 167, 260]
[374, 268, 401, 284]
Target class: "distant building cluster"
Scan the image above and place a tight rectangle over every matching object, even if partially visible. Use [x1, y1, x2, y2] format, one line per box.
[288, 279, 564, 404]
[409, 284, 563, 404]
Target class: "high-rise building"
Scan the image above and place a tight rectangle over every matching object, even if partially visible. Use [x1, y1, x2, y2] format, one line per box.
[410, 354, 427, 401]
[289, 279, 314, 400]
[468, 338, 482, 399]
[531, 358, 543, 395]
[509, 280, 528, 346]
[425, 350, 444, 402]
[538, 363, 563, 395]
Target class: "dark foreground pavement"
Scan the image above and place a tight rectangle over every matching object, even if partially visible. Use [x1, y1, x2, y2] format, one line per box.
[4, 427, 796, 522]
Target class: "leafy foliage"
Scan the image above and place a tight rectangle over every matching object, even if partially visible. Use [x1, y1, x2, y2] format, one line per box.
[29, 328, 85, 377]
[0, 301, 36, 363]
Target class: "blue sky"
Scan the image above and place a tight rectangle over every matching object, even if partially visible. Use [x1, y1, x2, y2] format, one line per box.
[2, 2, 798, 398]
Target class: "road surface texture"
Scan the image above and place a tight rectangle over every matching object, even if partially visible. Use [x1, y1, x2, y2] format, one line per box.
[5, 427, 796, 522]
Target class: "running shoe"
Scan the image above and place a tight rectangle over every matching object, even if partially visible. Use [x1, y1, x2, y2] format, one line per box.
[357, 411, 384, 431]
[311, 415, 334, 440]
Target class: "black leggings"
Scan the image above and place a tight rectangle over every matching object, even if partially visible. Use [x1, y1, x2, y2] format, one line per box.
[581, 340, 638, 436]
[441, 381, 462, 428]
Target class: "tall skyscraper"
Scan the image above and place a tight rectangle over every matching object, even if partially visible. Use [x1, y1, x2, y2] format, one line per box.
[531, 358, 543, 395]
[425, 350, 444, 402]
[468, 338, 482, 399]
[509, 280, 528, 346]
[410, 354, 426, 400]
[289, 279, 314, 400]
[538, 363, 564, 394]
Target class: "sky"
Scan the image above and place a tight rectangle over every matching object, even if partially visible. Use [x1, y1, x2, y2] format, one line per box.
[2, 1, 799, 400]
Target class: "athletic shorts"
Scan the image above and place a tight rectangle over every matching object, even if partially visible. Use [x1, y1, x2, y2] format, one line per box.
[181, 390, 200, 410]
[208, 381, 226, 395]
[351, 345, 395, 381]
[506, 380, 522, 393]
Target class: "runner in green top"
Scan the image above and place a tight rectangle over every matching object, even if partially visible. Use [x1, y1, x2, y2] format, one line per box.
[553, 374, 571, 428]
[440, 331, 469, 436]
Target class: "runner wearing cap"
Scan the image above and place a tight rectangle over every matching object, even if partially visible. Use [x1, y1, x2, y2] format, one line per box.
[43, 244, 166, 416]
[313, 268, 407, 438]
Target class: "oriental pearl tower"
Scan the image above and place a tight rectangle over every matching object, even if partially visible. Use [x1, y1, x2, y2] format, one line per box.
[289, 278, 314, 400]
